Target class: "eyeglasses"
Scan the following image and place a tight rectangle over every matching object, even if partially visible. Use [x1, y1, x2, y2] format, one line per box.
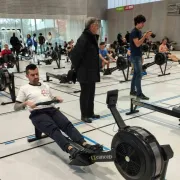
[93, 23, 99, 27]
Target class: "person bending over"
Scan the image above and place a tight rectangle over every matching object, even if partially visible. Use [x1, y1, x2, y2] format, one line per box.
[14, 64, 102, 159]
[159, 38, 180, 63]
[130, 14, 153, 100]
[99, 42, 116, 71]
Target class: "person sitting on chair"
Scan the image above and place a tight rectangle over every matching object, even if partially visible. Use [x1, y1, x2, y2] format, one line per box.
[159, 38, 180, 63]
[99, 42, 116, 71]
[14, 64, 102, 159]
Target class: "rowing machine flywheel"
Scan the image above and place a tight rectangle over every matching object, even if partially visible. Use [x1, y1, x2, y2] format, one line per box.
[111, 126, 163, 180]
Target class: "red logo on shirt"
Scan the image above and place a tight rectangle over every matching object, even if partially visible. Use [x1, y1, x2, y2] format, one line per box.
[41, 89, 49, 96]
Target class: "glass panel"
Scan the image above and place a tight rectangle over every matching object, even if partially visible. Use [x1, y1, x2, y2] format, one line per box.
[44, 19, 59, 46]
[100, 20, 108, 43]
[22, 19, 35, 44]
[66, 16, 85, 43]
[115, 0, 120, 7]
[36, 19, 46, 40]
[0, 19, 21, 48]
[54, 19, 67, 45]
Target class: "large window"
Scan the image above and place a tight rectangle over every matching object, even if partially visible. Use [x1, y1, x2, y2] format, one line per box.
[108, 0, 162, 9]
[0, 19, 21, 47]
[22, 19, 36, 43]
[0, 17, 86, 49]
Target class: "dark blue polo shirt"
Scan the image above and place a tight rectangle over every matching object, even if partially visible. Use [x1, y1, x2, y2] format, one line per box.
[130, 28, 142, 57]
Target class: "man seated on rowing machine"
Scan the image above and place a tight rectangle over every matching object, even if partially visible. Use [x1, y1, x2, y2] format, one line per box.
[99, 42, 116, 72]
[0, 44, 15, 68]
[159, 38, 180, 64]
[14, 64, 103, 159]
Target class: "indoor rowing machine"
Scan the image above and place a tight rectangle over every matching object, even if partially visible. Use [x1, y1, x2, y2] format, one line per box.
[27, 91, 173, 180]
[0, 68, 16, 105]
[126, 98, 180, 125]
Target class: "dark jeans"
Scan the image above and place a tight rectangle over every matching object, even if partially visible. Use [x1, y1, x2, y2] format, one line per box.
[80, 82, 95, 117]
[29, 107, 85, 152]
[131, 56, 142, 96]
[40, 44, 45, 54]
[34, 45, 37, 54]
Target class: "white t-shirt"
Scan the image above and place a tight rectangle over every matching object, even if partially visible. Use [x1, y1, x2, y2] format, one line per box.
[47, 35, 52, 43]
[16, 82, 55, 111]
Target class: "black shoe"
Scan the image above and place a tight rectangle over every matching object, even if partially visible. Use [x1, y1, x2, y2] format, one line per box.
[68, 147, 80, 159]
[130, 91, 137, 96]
[178, 60, 180, 64]
[137, 93, 150, 100]
[84, 144, 103, 154]
[91, 114, 100, 119]
[81, 117, 92, 123]
[103, 69, 111, 75]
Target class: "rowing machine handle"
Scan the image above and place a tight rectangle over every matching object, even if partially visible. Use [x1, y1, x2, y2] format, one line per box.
[35, 100, 60, 106]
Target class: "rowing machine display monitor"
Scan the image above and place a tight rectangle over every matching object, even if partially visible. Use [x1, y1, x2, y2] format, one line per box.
[106, 89, 118, 107]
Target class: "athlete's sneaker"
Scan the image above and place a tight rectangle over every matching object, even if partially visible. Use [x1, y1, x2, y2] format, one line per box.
[84, 144, 103, 154]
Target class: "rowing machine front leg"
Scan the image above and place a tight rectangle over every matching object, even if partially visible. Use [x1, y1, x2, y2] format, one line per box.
[126, 98, 139, 115]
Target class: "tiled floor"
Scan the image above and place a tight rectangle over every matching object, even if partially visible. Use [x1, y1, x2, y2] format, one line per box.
[1, 52, 180, 180]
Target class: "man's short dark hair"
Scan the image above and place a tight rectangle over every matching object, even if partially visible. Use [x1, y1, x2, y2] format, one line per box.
[26, 64, 37, 74]
[134, 15, 146, 26]
[100, 42, 105, 46]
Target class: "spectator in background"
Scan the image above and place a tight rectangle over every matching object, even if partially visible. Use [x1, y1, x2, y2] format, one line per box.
[27, 34, 33, 48]
[99, 42, 116, 71]
[117, 33, 123, 46]
[33, 33, 38, 54]
[26, 34, 33, 56]
[10, 33, 20, 55]
[71, 17, 100, 123]
[38, 33, 45, 54]
[125, 31, 130, 43]
[130, 14, 152, 100]
[47, 32, 52, 48]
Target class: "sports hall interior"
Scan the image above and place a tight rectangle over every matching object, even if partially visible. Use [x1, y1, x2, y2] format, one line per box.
[0, 0, 180, 180]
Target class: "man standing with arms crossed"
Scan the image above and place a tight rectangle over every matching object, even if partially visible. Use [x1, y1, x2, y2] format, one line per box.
[130, 15, 152, 100]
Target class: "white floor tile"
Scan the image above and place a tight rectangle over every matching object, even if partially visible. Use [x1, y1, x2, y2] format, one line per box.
[1, 51, 180, 180]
